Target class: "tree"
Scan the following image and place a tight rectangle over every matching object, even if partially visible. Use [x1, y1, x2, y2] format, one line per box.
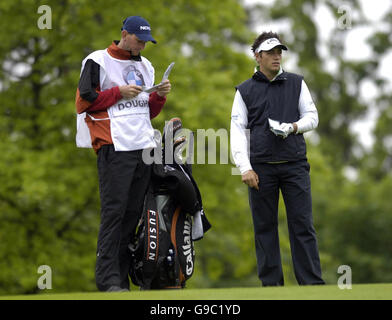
[0, 0, 255, 294]
[2, 0, 391, 294]
[246, 0, 392, 285]
[247, 0, 381, 167]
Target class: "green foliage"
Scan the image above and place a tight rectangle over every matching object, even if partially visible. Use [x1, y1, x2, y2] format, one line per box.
[1, 0, 392, 295]
[0, 0, 254, 294]
[248, 0, 392, 287]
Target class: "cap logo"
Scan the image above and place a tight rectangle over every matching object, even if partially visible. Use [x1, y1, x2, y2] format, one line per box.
[264, 38, 278, 45]
[256, 37, 287, 53]
[140, 26, 151, 31]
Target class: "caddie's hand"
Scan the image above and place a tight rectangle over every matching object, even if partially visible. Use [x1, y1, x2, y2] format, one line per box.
[241, 170, 259, 190]
[156, 80, 171, 97]
[280, 123, 294, 139]
[119, 84, 142, 99]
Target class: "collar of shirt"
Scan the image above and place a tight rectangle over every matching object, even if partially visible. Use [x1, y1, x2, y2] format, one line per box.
[271, 66, 283, 81]
[253, 66, 284, 82]
[107, 41, 142, 61]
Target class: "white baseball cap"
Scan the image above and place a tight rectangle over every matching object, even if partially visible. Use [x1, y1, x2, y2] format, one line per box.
[255, 37, 288, 53]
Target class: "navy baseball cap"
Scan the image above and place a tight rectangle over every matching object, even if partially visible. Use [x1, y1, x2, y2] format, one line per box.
[121, 16, 157, 44]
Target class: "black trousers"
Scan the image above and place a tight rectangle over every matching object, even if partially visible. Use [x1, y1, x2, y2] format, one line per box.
[95, 145, 151, 291]
[249, 160, 324, 286]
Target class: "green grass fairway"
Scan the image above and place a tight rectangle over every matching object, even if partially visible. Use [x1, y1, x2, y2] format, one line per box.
[1, 283, 392, 300]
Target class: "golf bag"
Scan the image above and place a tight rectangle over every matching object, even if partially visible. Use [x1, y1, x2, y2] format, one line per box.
[129, 118, 211, 290]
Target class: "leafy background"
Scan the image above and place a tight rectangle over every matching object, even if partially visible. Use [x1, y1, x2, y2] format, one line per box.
[0, 0, 391, 294]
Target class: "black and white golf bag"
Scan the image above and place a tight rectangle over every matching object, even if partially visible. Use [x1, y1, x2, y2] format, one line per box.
[129, 118, 211, 290]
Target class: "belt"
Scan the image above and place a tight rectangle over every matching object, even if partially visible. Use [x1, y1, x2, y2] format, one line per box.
[266, 161, 289, 164]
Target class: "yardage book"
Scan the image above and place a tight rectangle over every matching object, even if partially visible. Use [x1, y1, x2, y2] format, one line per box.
[142, 62, 175, 93]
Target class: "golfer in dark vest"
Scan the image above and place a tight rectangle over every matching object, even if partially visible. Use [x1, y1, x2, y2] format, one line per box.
[230, 32, 325, 286]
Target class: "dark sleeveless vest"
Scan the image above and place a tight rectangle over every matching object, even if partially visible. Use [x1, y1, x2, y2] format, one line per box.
[236, 71, 307, 163]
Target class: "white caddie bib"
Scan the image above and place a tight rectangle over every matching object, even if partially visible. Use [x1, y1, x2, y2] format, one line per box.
[76, 49, 157, 151]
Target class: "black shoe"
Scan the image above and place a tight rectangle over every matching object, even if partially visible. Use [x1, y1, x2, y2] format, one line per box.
[106, 286, 129, 292]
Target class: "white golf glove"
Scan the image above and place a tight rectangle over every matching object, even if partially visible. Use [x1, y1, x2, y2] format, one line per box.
[280, 123, 294, 139]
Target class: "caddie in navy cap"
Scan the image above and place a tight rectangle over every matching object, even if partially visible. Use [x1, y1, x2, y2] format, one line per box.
[76, 12, 171, 293]
[121, 16, 157, 44]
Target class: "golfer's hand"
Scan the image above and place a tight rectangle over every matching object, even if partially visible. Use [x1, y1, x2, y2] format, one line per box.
[156, 80, 171, 97]
[241, 170, 259, 190]
[119, 85, 142, 99]
[280, 123, 294, 139]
